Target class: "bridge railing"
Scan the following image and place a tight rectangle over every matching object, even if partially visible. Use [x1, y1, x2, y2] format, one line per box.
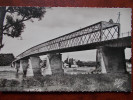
[16, 21, 121, 60]
[120, 31, 131, 38]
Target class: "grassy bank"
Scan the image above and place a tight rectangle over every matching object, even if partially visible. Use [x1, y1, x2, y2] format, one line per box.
[0, 73, 131, 92]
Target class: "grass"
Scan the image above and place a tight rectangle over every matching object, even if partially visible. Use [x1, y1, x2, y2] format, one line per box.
[0, 73, 131, 92]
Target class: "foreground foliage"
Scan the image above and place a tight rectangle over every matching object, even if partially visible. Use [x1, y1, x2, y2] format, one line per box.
[0, 73, 131, 92]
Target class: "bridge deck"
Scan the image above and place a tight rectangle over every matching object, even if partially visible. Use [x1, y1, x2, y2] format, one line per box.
[18, 36, 131, 59]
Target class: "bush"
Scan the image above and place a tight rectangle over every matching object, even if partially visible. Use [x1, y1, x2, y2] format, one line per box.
[0, 53, 15, 66]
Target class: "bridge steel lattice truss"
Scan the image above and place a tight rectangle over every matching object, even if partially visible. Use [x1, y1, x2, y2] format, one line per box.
[16, 21, 131, 61]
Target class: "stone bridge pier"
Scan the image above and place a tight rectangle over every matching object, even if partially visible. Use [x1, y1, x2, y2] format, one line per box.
[13, 61, 23, 73]
[14, 61, 20, 73]
[96, 46, 126, 73]
[14, 56, 42, 77]
[20, 59, 29, 77]
[47, 53, 63, 74]
[13, 53, 64, 77]
[29, 56, 42, 76]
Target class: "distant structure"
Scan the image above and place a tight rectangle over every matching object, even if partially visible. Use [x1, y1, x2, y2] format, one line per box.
[0, 53, 15, 66]
[64, 57, 96, 68]
[116, 12, 121, 23]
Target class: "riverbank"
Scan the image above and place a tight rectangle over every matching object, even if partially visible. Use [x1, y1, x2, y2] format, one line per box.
[0, 73, 131, 92]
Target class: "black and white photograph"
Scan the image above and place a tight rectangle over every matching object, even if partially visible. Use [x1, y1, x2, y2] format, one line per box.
[0, 7, 132, 92]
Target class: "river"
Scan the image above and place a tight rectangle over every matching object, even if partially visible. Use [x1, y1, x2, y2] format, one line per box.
[0, 66, 23, 80]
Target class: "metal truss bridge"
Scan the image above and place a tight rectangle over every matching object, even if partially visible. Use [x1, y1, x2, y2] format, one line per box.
[15, 21, 131, 61]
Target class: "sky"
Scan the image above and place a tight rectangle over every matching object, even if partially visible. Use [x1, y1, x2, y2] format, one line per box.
[1, 7, 132, 61]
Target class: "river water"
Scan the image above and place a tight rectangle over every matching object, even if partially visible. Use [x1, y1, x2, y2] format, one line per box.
[0, 66, 43, 91]
[0, 66, 23, 80]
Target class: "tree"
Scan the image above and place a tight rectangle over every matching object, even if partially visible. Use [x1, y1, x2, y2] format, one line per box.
[64, 58, 69, 64]
[77, 60, 83, 67]
[0, 7, 46, 50]
[0, 53, 15, 66]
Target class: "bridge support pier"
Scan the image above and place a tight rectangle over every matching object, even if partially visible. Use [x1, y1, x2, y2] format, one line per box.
[14, 61, 20, 73]
[96, 46, 126, 73]
[29, 56, 42, 76]
[47, 53, 63, 74]
[96, 49, 107, 73]
[15, 61, 23, 74]
[20, 59, 29, 77]
[26, 59, 34, 77]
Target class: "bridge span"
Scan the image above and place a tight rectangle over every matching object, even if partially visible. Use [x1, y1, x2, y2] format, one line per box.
[12, 20, 131, 77]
